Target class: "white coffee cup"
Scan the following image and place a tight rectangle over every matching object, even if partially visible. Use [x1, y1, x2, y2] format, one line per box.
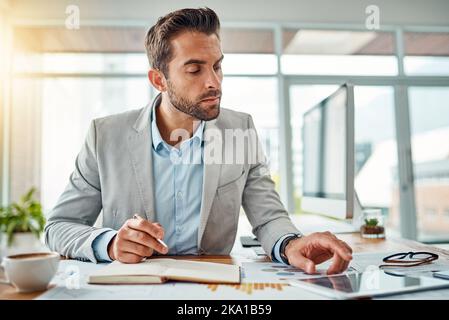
[1, 252, 60, 293]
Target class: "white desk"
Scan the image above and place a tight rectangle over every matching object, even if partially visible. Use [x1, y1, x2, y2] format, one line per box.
[1, 218, 449, 300]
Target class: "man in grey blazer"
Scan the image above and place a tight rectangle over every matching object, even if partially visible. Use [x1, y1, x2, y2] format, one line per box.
[45, 8, 353, 275]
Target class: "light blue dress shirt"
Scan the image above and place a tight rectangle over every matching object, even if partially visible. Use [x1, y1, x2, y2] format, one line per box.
[149, 106, 204, 255]
[92, 99, 289, 263]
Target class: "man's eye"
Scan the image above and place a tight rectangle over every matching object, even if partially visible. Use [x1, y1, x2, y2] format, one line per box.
[188, 69, 200, 74]
[214, 65, 222, 71]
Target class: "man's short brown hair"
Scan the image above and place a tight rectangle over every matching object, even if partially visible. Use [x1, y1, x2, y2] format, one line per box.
[144, 7, 221, 77]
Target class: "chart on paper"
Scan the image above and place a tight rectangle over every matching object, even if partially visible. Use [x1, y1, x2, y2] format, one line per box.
[207, 283, 286, 295]
[241, 261, 358, 283]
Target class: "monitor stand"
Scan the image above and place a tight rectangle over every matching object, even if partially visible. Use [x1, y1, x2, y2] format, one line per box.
[351, 191, 364, 230]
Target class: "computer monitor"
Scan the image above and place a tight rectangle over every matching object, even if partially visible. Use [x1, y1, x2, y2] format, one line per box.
[301, 83, 362, 223]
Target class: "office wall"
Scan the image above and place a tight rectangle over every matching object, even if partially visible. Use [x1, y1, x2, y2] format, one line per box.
[0, 1, 12, 205]
[9, 0, 449, 27]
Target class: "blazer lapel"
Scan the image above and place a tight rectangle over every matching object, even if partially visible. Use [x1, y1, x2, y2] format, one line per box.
[126, 96, 160, 222]
[197, 119, 223, 250]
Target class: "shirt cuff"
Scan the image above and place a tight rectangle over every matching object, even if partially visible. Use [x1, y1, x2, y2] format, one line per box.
[92, 230, 117, 263]
[271, 233, 297, 265]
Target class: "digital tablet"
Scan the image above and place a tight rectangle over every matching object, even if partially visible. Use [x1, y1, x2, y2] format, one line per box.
[288, 270, 449, 299]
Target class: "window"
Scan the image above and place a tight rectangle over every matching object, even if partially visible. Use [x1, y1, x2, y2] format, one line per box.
[425, 208, 438, 217]
[353, 86, 398, 230]
[222, 54, 277, 75]
[444, 209, 449, 218]
[219, 29, 280, 185]
[409, 87, 449, 242]
[11, 77, 152, 211]
[11, 53, 153, 209]
[221, 77, 279, 182]
[221, 27, 277, 75]
[404, 32, 449, 76]
[281, 30, 397, 75]
[14, 53, 149, 74]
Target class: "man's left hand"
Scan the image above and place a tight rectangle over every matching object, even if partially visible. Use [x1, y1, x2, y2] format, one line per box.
[284, 231, 353, 275]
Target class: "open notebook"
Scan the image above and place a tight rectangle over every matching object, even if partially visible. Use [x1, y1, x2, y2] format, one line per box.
[88, 258, 241, 284]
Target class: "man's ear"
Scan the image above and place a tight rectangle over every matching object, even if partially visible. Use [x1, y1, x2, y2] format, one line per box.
[148, 69, 167, 92]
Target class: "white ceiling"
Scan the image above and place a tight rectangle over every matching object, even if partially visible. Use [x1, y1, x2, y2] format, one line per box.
[7, 0, 449, 27]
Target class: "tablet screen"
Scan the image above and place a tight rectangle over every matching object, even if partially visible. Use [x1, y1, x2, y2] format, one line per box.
[295, 270, 448, 296]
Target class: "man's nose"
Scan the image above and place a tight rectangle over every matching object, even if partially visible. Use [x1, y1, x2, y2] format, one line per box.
[205, 69, 221, 90]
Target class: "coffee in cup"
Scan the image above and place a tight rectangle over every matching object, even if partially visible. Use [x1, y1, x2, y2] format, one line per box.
[2, 252, 60, 293]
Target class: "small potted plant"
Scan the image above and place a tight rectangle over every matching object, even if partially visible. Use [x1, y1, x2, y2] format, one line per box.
[360, 209, 385, 239]
[0, 187, 46, 259]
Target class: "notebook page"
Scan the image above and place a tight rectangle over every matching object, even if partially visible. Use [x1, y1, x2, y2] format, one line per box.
[90, 259, 168, 277]
[160, 259, 240, 282]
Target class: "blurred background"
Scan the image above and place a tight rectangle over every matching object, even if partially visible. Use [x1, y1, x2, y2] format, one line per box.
[1, 0, 448, 245]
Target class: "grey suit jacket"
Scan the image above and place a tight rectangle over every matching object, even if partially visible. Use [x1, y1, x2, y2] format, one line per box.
[44, 96, 300, 262]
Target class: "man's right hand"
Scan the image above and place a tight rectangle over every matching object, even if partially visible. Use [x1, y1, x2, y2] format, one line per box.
[107, 217, 169, 263]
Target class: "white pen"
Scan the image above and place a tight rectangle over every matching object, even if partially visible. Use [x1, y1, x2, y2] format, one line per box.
[133, 214, 168, 249]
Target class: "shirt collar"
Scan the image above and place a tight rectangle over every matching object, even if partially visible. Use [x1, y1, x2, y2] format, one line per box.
[150, 94, 205, 152]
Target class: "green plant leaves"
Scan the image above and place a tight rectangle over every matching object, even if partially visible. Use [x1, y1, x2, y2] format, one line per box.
[6, 220, 18, 245]
[0, 187, 46, 246]
[364, 218, 379, 227]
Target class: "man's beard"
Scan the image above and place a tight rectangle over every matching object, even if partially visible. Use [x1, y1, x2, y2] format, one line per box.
[167, 80, 221, 121]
